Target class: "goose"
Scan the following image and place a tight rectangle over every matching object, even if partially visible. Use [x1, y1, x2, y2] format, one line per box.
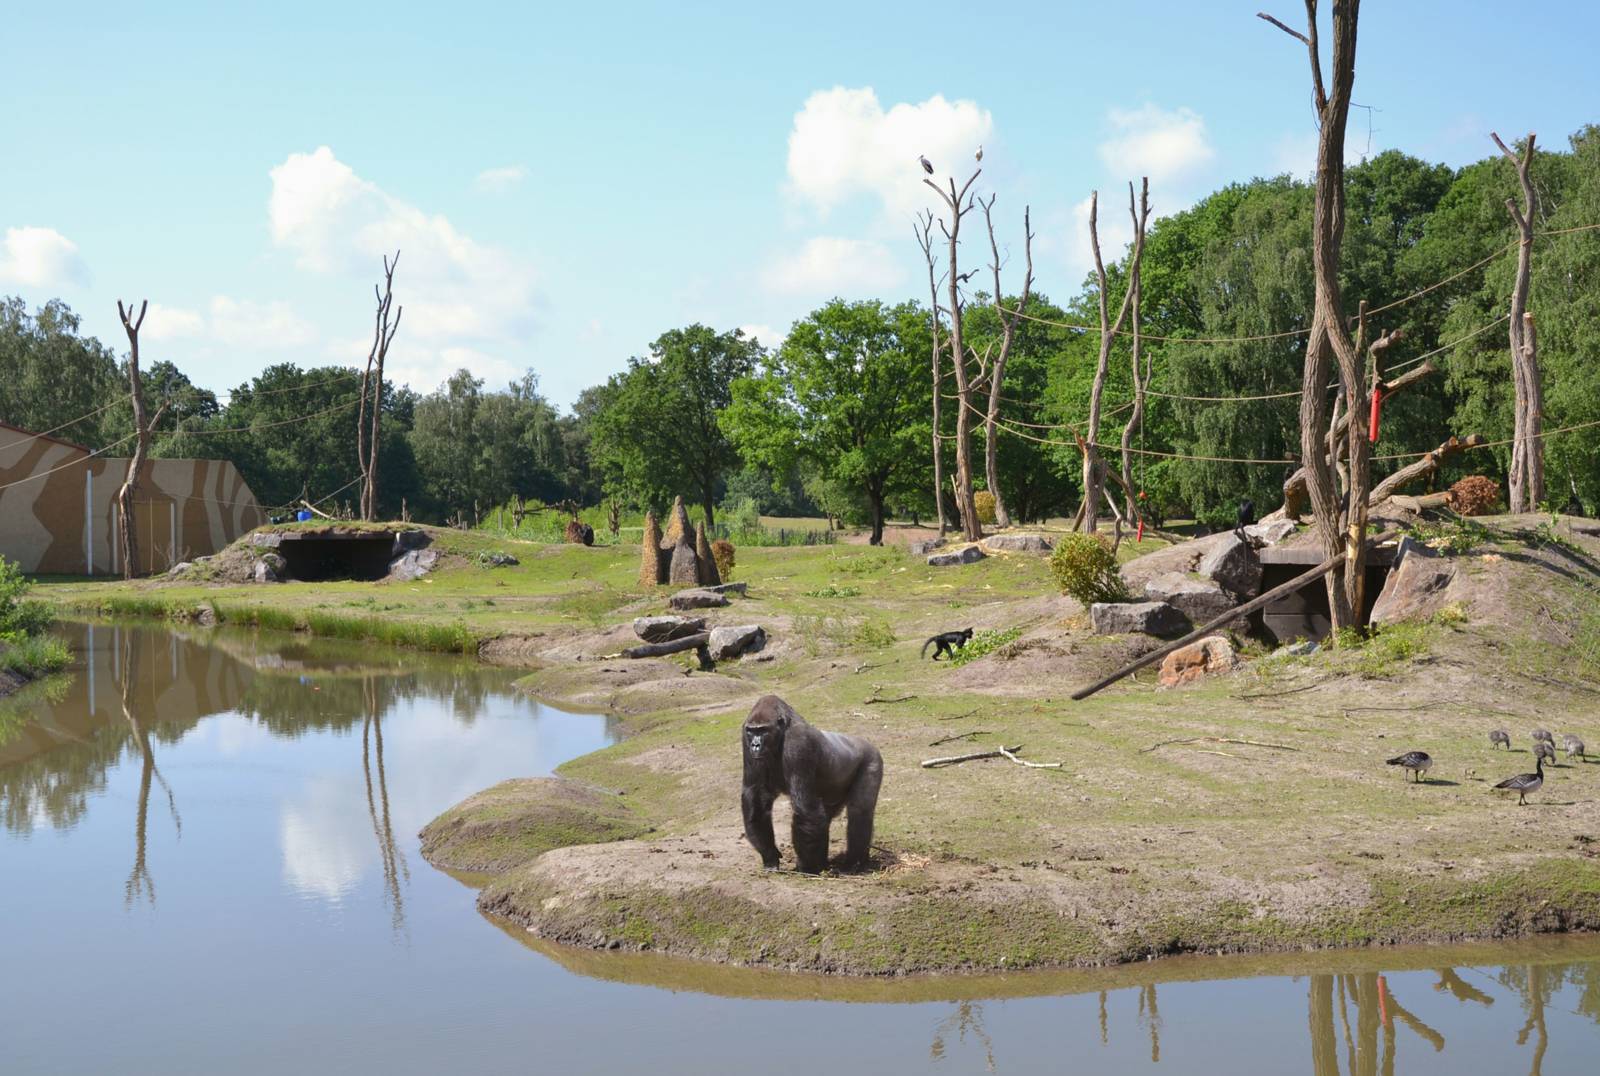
[1534, 740, 1557, 765]
[1494, 755, 1545, 805]
[1532, 728, 1553, 743]
[1386, 750, 1433, 783]
[1489, 729, 1511, 750]
[1562, 734, 1586, 760]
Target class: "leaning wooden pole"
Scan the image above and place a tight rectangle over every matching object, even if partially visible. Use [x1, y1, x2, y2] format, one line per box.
[1491, 130, 1543, 512]
[1069, 529, 1399, 701]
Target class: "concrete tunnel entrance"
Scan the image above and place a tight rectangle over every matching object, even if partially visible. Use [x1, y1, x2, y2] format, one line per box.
[1253, 545, 1397, 644]
[272, 531, 399, 581]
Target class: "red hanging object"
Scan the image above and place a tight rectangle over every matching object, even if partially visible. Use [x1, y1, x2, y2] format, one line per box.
[1368, 384, 1383, 443]
[1136, 519, 1145, 543]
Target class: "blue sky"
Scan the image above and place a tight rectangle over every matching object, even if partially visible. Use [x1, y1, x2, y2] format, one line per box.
[2, 1, 1596, 412]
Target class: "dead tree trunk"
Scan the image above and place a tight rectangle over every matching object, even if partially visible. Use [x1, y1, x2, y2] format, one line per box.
[361, 252, 402, 521]
[1118, 179, 1153, 524]
[1082, 187, 1143, 534]
[1368, 434, 1485, 503]
[115, 300, 169, 580]
[924, 168, 985, 541]
[1261, 1, 1366, 635]
[916, 213, 950, 535]
[980, 198, 1034, 530]
[1491, 131, 1544, 513]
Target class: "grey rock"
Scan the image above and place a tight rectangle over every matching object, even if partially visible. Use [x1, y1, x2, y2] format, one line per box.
[908, 538, 947, 556]
[708, 624, 767, 661]
[1090, 600, 1188, 637]
[254, 561, 279, 584]
[706, 582, 748, 596]
[1198, 533, 1262, 598]
[927, 545, 986, 567]
[632, 615, 708, 643]
[195, 604, 218, 627]
[389, 548, 440, 582]
[1143, 572, 1241, 627]
[668, 588, 731, 610]
[1370, 537, 1457, 625]
[479, 550, 519, 567]
[1244, 519, 1298, 546]
[981, 533, 1053, 553]
[168, 561, 194, 576]
[251, 532, 283, 549]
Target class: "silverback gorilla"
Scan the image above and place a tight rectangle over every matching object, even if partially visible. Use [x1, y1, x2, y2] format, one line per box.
[741, 695, 883, 873]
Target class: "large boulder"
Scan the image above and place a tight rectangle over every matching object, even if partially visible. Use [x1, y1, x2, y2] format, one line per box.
[1090, 601, 1188, 638]
[706, 582, 747, 596]
[708, 625, 767, 661]
[389, 548, 440, 582]
[632, 615, 708, 643]
[908, 538, 946, 556]
[669, 588, 730, 611]
[1158, 636, 1239, 687]
[928, 545, 986, 567]
[1370, 538, 1458, 625]
[251, 532, 283, 549]
[1198, 533, 1263, 599]
[667, 536, 700, 585]
[1143, 572, 1242, 628]
[254, 553, 286, 584]
[981, 534, 1053, 553]
[1244, 519, 1298, 546]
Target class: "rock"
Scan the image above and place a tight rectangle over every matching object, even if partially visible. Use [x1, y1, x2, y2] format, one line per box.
[1198, 533, 1263, 598]
[1243, 519, 1298, 546]
[632, 615, 708, 643]
[908, 538, 946, 556]
[667, 536, 700, 586]
[1143, 572, 1242, 628]
[479, 550, 519, 567]
[254, 554, 284, 584]
[927, 545, 986, 567]
[669, 589, 730, 610]
[695, 523, 721, 586]
[1263, 639, 1319, 660]
[391, 530, 431, 555]
[1370, 537, 1458, 625]
[1158, 636, 1239, 687]
[981, 533, 1053, 553]
[251, 532, 283, 549]
[1090, 601, 1188, 637]
[706, 582, 747, 596]
[168, 561, 194, 576]
[389, 548, 440, 582]
[708, 625, 767, 661]
[195, 604, 218, 627]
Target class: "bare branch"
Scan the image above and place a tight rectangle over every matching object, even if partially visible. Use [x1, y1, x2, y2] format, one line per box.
[1256, 9, 1309, 44]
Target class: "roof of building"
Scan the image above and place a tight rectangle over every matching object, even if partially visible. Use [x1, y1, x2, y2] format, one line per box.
[0, 420, 92, 456]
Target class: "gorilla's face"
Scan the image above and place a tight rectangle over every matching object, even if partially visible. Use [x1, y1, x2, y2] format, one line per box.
[745, 725, 772, 760]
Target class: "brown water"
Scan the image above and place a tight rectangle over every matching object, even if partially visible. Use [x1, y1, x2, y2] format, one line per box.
[1, 622, 1597, 1074]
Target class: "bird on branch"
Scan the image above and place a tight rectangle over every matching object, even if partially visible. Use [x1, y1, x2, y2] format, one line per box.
[976, 145, 983, 162]
[918, 155, 934, 175]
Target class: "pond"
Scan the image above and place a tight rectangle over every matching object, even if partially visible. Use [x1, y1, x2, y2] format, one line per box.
[1, 622, 1596, 1074]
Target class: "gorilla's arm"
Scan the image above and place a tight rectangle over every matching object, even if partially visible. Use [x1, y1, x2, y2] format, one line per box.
[742, 785, 780, 870]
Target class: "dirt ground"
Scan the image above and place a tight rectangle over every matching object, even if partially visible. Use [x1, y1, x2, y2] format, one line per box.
[415, 513, 1600, 975]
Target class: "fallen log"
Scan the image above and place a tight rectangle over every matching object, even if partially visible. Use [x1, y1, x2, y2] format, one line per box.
[622, 632, 710, 658]
[1282, 361, 1437, 516]
[1069, 529, 1399, 701]
[1368, 434, 1486, 504]
[1387, 492, 1452, 513]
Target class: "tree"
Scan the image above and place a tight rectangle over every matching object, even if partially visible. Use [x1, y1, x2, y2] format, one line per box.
[1261, 1, 1370, 634]
[0, 297, 120, 446]
[590, 325, 759, 525]
[1081, 185, 1147, 534]
[722, 300, 929, 545]
[979, 197, 1035, 529]
[1491, 131, 1545, 512]
[115, 300, 167, 578]
[357, 252, 402, 520]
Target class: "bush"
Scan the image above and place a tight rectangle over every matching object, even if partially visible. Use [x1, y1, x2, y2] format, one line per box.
[946, 627, 1023, 667]
[724, 497, 762, 535]
[973, 490, 997, 525]
[1449, 475, 1500, 516]
[0, 556, 51, 641]
[1048, 533, 1129, 606]
[710, 539, 735, 581]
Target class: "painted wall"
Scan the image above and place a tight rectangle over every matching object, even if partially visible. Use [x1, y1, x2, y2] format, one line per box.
[0, 425, 266, 575]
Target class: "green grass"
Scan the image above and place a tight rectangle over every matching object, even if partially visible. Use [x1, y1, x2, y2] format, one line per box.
[0, 633, 70, 678]
[946, 626, 1024, 667]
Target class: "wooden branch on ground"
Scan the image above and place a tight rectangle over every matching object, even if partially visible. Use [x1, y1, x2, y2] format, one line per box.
[1140, 736, 1299, 754]
[1232, 681, 1323, 700]
[921, 744, 1058, 769]
[1069, 529, 1400, 701]
[622, 633, 710, 658]
[864, 693, 916, 705]
[929, 730, 992, 747]
[1368, 434, 1485, 504]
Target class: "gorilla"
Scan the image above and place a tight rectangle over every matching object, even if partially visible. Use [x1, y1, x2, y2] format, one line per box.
[740, 695, 883, 874]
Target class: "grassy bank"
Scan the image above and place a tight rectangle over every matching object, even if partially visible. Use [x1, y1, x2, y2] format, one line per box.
[37, 516, 1600, 974]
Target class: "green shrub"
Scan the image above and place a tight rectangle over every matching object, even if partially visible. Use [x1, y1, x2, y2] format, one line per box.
[0, 556, 52, 640]
[711, 539, 736, 581]
[946, 627, 1023, 667]
[1048, 533, 1129, 606]
[973, 490, 997, 525]
[0, 634, 69, 676]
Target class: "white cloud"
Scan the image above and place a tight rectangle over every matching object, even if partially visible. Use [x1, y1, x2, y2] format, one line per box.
[1098, 104, 1215, 186]
[0, 226, 87, 288]
[785, 87, 993, 220]
[738, 323, 786, 349]
[142, 303, 205, 341]
[762, 236, 905, 297]
[474, 165, 527, 193]
[208, 296, 316, 348]
[267, 146, 540, 390]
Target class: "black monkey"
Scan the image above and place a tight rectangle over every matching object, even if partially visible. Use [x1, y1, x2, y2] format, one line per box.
[921, 627, 975, 660]
[1235, 498, 1256, 536]
[741, 696, 883, 874]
